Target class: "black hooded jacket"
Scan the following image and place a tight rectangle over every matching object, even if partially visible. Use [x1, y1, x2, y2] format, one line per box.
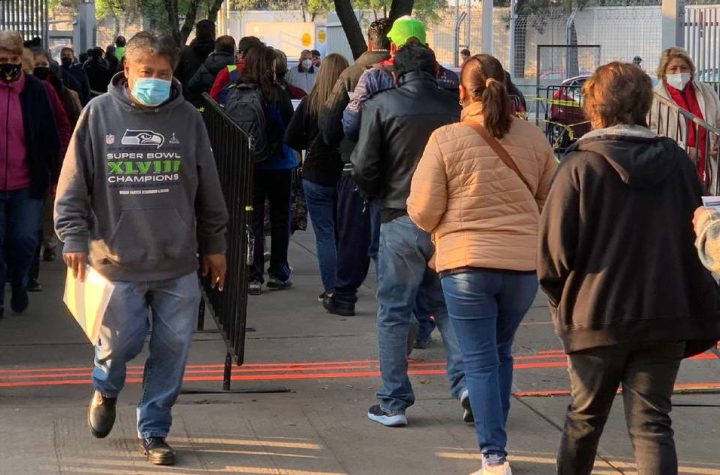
[186, 51, 235, 105]
[538, 130, 720, 356]
[175, 38, 216, 98]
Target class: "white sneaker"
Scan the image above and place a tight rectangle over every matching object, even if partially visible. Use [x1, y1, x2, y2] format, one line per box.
[482, 461, 512, 475]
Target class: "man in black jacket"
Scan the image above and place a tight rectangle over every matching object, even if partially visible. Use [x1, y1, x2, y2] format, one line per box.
[83, 47, 112, 97]
[175, 20, 215, 100]
[60, 47, 91, 105]
[187, 35, 235, 106]
[316, 19, 391, 316]
[351, 43, 467, 427]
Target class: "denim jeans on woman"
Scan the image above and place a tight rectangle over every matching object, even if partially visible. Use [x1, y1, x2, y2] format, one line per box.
[0, 189, 44, 305]
[441, 270, 538, 457]
[92, 272, 202, 439]
[557, 340, 685, 475]
[376, 215, 466, 414]
[302, 179, 338, 293]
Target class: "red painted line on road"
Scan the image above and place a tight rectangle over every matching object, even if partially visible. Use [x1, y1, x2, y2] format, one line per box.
[0, 360, 572, 383]
[1, 351, 715, 388]
[0, 353, 571, 378]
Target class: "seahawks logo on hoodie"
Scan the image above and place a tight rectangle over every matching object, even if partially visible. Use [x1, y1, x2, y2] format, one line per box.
[121, 130, 165, 148]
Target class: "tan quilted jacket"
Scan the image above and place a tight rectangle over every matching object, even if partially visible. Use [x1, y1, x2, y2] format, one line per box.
[407, 102, 557, 273]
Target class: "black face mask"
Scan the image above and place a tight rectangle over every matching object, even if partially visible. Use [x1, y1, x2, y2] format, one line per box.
[0, 63, 21, 83]
[61, 57, 73, 67]
[33, 66, 50, 80]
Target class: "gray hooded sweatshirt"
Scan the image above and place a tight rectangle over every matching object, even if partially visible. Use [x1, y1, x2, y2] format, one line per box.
[54, 73, 228, 282]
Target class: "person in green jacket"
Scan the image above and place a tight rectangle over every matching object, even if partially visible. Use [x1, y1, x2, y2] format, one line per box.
[114, 35, 126, 61]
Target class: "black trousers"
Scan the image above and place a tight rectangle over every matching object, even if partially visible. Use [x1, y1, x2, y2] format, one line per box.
[250, 169, 292, 283]
[333, 173, 370, 305]
[557, 340, 685, 475]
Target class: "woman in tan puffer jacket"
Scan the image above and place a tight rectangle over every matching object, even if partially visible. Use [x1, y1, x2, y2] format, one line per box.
[407, 54, 556, 475]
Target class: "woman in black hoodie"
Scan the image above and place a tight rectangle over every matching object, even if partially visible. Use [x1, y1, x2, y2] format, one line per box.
[539, 62, 720, 475]
[284, 53, 349, 307]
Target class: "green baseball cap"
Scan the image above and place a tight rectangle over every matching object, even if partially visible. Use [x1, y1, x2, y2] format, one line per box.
[387, 16, 427, 47]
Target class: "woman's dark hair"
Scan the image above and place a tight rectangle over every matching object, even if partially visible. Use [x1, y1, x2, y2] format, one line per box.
[461, 54, 512, 138]
[238, 36, 263, 58]
[583, 61, 653, 128]
[237, 44, 276, 97]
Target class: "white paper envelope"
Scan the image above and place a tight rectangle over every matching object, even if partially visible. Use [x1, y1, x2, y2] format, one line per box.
[63, 266, 115, 345]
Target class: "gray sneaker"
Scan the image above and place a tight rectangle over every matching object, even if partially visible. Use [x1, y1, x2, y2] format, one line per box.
[367, 404, 407, 427]
[266, 277, 292, 290]
[248, 280, 263, 295]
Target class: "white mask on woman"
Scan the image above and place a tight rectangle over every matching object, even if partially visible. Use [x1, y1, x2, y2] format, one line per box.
[302, 59, 312, 70]
[666, 72, 691, 91]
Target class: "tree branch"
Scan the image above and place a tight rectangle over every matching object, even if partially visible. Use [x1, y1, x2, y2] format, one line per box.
[389, 0, 414, 22]
[180, 0, 202, 45]
[208, 0, 224, 24]
[334, 0, 367, 59]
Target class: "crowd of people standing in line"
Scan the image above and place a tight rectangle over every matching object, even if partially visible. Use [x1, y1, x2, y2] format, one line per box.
[2, 11, 720, 473]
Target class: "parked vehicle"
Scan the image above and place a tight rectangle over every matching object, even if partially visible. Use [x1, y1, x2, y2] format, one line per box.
[546, 74, 591, 151]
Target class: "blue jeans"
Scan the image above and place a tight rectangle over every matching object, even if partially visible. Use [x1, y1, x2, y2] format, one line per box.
[303, 179, 338, 293]
[376, 215, 466, 413]
[0, 189, 43, 303]
[441, 270, 538, 456]
[92, 272, 202, 439]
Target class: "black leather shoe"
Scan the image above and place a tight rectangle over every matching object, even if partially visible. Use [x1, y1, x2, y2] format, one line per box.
[322, 295, 355, 316]
[141, 437, 176, 465]
[10, 287, 28, 314]
[88, 391, 117, 438]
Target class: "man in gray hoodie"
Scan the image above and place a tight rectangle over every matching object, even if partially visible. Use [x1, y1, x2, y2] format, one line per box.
[54, 31, 228, 466]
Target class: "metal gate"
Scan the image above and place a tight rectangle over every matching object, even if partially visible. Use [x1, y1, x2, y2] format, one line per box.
[198, 93, 255, 390]
[0, 0, 49, 46]
[685, 5, 720, 83]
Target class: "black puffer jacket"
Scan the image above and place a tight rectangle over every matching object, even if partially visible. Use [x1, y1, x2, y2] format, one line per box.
[351, 71, 461, 221]
[175, 38, 215, 98]
[187, 51, 235, 104]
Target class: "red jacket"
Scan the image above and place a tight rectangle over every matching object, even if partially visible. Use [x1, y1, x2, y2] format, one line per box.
[209, 60, 245, 101]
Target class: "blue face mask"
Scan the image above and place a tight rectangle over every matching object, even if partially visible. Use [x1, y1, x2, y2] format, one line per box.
[131, 77, 172, 107]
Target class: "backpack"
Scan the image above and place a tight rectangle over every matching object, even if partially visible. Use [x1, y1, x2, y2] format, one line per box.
[218, 65, 240, 106]
[224, 83, 273, 162]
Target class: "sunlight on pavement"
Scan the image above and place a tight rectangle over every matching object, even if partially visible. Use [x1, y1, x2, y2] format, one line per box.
[48, 466, 346, 475]
[170, 437, 323, 450]
[435, 450, 720, 474]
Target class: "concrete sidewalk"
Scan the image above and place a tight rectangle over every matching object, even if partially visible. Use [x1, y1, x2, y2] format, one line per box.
[0, 229, 719, 475]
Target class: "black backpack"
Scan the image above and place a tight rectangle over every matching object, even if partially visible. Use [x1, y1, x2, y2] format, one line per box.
[224, 83, 273, 162]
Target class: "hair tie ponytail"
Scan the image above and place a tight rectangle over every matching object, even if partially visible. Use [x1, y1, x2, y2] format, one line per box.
[485, 78, 497, 88]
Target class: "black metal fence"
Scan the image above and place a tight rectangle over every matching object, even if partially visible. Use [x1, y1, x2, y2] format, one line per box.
[0, 0, 48, 46]
[198, 93, 254, 390]
[650, 93, 720, 195]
